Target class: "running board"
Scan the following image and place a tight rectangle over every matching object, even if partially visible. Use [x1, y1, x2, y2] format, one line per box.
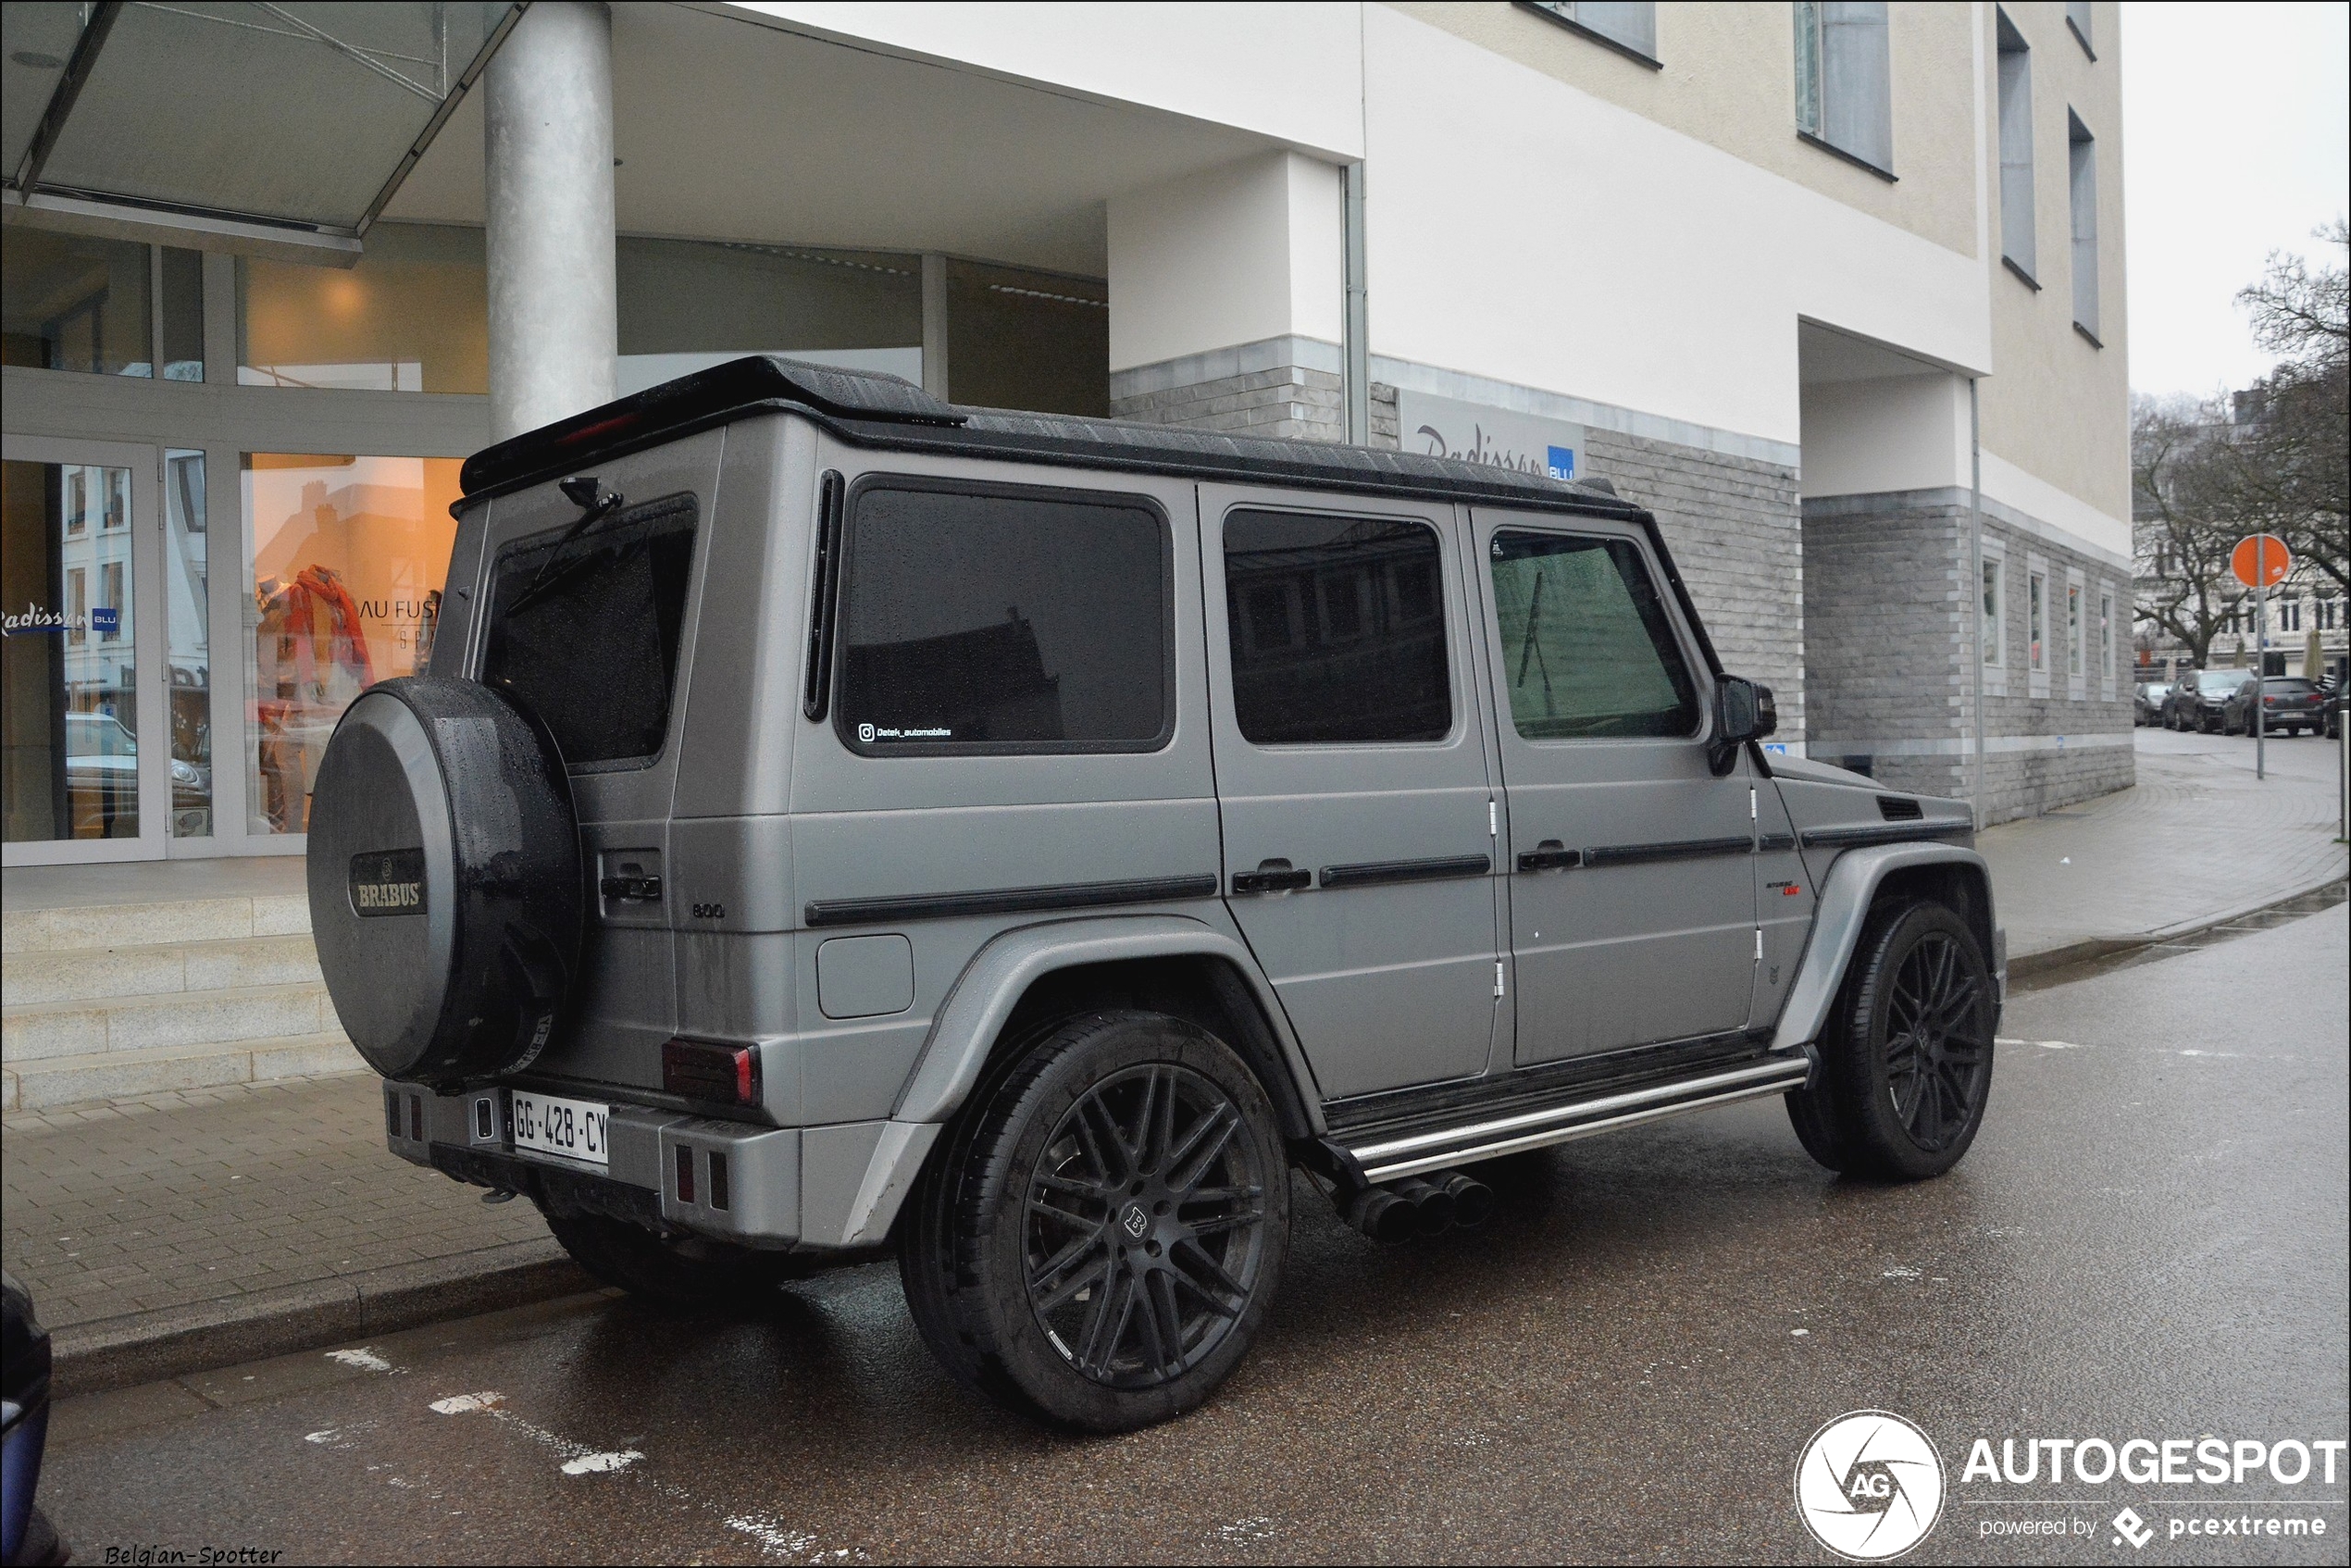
[1343, 1052, 1814, 1183]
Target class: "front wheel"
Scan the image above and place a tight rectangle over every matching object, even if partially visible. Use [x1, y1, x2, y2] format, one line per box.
[899, 1010, 1289, 1432]
[1786, 901, 1996, 1180]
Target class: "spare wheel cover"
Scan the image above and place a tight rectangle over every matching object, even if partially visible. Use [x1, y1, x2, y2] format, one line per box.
[305, 677, 583, 1088]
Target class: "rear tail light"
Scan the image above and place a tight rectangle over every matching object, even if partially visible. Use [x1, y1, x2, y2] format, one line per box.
[674, 1144, 695, 1204]
[661, 1039, 760, 1105]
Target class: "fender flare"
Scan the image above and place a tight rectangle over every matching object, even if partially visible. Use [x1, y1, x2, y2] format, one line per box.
[889, 913, 1321, 1130]
[1769, 842, 2002, 1052]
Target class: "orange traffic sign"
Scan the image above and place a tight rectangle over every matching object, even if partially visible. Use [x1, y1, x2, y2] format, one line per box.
[2232, 533, 2292, 588]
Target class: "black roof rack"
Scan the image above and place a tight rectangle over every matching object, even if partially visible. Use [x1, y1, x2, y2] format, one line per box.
[457, 355, 1641, 522]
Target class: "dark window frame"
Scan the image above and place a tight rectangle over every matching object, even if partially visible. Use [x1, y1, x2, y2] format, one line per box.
[480, 491, 702, 774]
[1486, 525, 1706, 744]
[1219, 505, 1459, 750]
[829, 471, 1177, 759]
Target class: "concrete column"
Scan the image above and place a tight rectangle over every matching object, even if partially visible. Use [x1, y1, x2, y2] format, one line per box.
[484, 1, 616, 442]
[1106, 152, 1346, 442]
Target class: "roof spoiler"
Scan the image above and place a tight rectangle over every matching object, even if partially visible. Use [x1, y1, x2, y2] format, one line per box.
[459, 355, 965, 498]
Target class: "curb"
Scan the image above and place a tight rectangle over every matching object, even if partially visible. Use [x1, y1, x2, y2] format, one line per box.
[51, 1238, 592, 1398]
[2007, 872, 2349, 982]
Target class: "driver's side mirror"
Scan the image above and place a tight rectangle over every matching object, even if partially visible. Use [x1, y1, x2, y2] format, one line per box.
[1709, 675, 1776, 775]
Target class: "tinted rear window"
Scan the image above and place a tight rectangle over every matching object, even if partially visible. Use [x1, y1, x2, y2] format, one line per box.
[482, 494, 698, 766]
[1223, 510, 1452, 744]
[2262, 679, 2316, 694]
[835, 481, 1171, 753]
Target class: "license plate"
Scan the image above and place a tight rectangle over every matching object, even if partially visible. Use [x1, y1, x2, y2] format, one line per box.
[509, 1090, 610, 1170]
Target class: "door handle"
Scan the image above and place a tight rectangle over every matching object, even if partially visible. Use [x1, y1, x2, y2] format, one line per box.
[1515, 840, 1581, 873]
[600, 875, 665, 903]
[1231, 858, 1312, 895]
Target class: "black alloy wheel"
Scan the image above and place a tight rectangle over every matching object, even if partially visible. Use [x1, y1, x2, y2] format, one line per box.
[899, 1010, 1289, 1432]
[1875, 927, 1992, 1153]
[1786, 900, 1996, 1180]
[1023, 1063, 1270, 1388]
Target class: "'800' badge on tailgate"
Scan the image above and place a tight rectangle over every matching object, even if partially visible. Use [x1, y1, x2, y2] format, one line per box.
[349, 848, 427, 916]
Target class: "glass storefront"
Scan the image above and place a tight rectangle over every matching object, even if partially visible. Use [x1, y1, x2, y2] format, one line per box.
[3, 457, 139, 842]
[616, 238, 923, 393]
[239, 223, 488, 393]
[166, 449, 211, 837]
[242, 454, 460, 834]
[945, 258, 1108, 417]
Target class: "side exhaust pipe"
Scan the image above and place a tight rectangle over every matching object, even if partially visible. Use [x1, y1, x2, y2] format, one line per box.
[1389, 1176, 1457, 1237]
[1344, 1187, 1419, 1243]
[1429, 1171, 1495, 1230]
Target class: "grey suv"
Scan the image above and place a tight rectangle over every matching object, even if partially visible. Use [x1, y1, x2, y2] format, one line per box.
[307, 358, 2002, 1432]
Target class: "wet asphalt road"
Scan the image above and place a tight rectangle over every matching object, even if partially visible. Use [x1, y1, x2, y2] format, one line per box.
[38, 902, 2349, 1565]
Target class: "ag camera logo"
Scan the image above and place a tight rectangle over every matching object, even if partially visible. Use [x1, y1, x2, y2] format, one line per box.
[1796, 1411, 1947, 1561]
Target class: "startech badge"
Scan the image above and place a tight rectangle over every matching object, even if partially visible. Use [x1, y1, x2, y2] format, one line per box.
[348, 848, 427, 917]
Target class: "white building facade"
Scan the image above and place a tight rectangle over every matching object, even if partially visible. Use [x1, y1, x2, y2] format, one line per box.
[3, 0, 2132, 873]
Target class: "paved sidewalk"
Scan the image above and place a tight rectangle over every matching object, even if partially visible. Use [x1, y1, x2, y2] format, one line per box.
[5, 730, 2344, 1391]
[1979, 727, 2347, 964]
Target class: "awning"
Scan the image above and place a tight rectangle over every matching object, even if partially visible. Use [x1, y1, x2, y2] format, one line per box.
[3, 1, 518, 261]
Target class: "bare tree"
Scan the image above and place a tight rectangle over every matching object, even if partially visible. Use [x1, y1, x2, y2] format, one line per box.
[2227, 218, 2349, 594]
[2133, 395, 2247, 667]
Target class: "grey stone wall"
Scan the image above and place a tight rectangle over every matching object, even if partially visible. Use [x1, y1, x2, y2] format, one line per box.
[1582, 429, 1807, 746]
[1110, 338, 1343, 442]
[1802, 488, 2134, 824]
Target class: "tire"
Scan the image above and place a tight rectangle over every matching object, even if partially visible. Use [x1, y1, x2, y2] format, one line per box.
[543, 1210, 783, 1308]
[305, 678, 583, 1090]
[898, 1010, 1289, 1433]
[1785, 901, 1996, 1181]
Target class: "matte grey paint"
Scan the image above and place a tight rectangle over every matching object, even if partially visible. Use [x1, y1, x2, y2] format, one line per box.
[816, 934, 916, 1019]
[1767, 840, 1998, 1053]
[659, 1118, 799, 1245]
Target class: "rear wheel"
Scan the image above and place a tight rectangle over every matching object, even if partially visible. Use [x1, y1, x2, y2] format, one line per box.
[543, 1211, 784, 1308]
[899, 1010, 1288, 1432]
[1786, 901, 1996, 1181]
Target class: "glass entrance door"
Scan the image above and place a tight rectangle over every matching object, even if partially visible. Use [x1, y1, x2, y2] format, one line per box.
[3, 436, 164, 864]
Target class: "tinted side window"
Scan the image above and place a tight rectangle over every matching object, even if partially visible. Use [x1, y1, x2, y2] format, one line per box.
[1223, 510, 1451, 744]
[1487, 530, 1699, 740]
[482, 494, 697, 766]
[837, 482, 1169, 753]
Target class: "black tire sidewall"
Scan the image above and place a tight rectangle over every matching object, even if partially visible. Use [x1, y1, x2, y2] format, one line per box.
[948, 1011, 1289, 1433]
[1828, 901, 1996, 1180]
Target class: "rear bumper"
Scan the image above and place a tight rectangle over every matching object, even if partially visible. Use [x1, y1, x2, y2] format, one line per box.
[382, 1082, 938, 1252]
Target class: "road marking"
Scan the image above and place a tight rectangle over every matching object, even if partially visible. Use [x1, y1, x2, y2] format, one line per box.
[560, 1450, 644, 1475]
[429, 1392, 502, 1414]
[324, 1348, 398, 1373]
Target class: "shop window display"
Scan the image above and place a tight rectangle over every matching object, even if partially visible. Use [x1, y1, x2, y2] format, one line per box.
[243, 454, 460, 834]
[238, 224, 488, 394]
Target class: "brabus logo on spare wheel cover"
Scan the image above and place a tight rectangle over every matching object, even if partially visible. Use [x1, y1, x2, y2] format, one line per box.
[349, 848, 427, 917]
[1795, 1410, 1946, 1561]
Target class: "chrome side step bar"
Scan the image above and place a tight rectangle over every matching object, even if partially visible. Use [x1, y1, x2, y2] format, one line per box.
[1346, 1052, 1813, 1183]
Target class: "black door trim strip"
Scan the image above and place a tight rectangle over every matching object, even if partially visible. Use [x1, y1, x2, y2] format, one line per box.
[1318, 854, 1493, 890]
[1798, 822, 1972, 849]
[1757, 832, 1797, 852]
[1582, 835, 1755, 868]
[805, 873, 1220, 928]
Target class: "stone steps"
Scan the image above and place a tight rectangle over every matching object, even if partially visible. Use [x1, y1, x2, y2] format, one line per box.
[2, 1031, 365, 1111]
[1, 882, 365, 1113]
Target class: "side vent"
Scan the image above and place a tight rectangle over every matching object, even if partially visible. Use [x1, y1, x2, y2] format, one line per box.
[1877, 795, 1924, 822]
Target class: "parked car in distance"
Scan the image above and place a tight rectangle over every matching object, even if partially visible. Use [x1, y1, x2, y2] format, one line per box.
[2133, 681, 2172, 726]
[2165, 669, 2238, 733]
[2224, 677, 2328, 737]
[305, 355, 2004, 1434]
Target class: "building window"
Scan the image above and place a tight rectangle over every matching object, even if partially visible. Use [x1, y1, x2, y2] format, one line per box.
[2067, 582, 2084, 677]
[2099, 589, 2114, 679]
[243, 454, 464, 834]
[942, 258, 1110, 418]
[1982, 555, 2005, 666]
[2029, 571, 2046, 671]
[2069, 111, 2100, 342]
[2276, 598, 2301, 633]
[2066, 0, 2095, 58]
[1996, 11, 2036, 283]
[239, 223, 487, 393]
[1795, 2, 1894, 177]
[1523, 3, 1661, 66]
[3, 230, 151, 378]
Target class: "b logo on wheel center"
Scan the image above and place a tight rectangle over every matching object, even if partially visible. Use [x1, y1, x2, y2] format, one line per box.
[1120, 1204, 1150, 1238]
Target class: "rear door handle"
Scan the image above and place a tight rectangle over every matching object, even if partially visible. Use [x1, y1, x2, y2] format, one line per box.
[1231, 858, 1312, 895]
[1515, 840, 1581, 873]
